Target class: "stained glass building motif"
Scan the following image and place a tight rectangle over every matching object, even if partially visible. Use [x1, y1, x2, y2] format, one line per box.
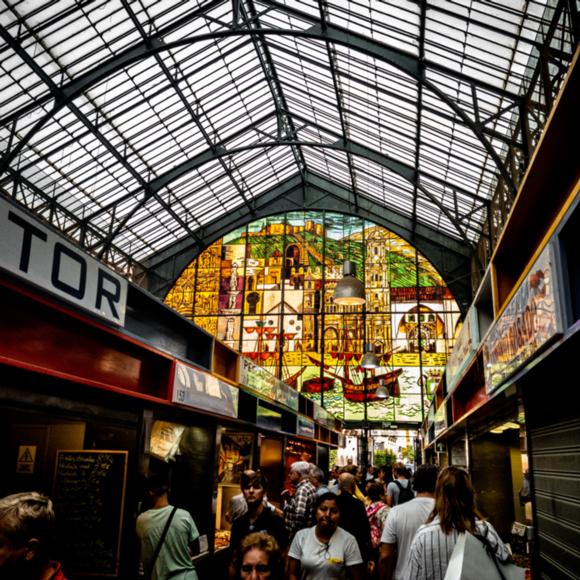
[165, 212, 460, 423]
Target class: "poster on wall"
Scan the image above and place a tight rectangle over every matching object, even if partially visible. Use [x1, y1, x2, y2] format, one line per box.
[218, 431, 253, 484]
[149, 421, 186, 462]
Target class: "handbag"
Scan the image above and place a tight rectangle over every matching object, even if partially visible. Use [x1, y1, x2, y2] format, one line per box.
[444, 529, 525, 580]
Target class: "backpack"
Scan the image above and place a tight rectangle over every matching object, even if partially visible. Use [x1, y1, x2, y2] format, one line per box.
[367, 502, 386, 549]
[394, 480, 414, 505]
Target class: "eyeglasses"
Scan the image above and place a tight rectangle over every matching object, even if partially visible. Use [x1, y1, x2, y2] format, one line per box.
[241, 564, 270, 574]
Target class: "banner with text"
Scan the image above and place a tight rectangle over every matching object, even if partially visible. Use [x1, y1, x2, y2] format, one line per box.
[0, 197, 127, 325]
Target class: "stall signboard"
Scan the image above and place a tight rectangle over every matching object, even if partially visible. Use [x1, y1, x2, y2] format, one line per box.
[239, 357, 299, 411]
[0, 197, 127, 326]
[256, 403, 283, 431]
[298, 416, 316, 439]
[434, 403, 447, 438]
[313, 404, 337, 430]
[446, 305, 479, 393]
[424, 401, 436, 439]
[483, 243, 562, 393]
[173, 362, 239, 418]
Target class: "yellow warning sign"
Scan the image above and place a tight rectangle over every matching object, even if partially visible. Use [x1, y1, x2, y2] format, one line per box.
[16, 445, 37, 474]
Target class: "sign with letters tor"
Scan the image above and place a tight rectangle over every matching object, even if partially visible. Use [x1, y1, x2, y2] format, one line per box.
[0, 197, 127, 325]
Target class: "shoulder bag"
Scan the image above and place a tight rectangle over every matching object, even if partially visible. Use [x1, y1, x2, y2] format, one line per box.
[444, 527, 525, 580]
[150, 506, 178, 571]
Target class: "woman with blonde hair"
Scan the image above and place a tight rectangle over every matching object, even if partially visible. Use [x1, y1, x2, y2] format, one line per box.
[406, 466, 511, 580]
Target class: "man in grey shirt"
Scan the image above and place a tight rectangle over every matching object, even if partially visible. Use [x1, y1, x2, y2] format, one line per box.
[379, 464, 438, 580]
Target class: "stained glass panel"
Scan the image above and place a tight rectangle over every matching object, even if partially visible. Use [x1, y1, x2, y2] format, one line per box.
[165, 212, 460, 423]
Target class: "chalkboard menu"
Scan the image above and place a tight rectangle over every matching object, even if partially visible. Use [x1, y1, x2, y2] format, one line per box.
[53, 450, 128, 576]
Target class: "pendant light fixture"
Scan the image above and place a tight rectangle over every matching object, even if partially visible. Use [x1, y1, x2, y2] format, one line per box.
[333, 260, 366, 306]
[375, 379, 390, 400]
[360, 342, 380, 369]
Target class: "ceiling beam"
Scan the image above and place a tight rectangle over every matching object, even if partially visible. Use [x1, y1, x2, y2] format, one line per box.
[1, 18, 522, 196]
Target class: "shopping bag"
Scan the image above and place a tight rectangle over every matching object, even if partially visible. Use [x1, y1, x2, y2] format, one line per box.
[444, 532, 525, 580]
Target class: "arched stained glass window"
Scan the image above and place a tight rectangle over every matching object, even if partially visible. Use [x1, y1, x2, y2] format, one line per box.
[165, 212, 460, 423]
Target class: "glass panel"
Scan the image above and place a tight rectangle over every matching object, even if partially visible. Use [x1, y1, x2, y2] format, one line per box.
[165, 211, 460, 425]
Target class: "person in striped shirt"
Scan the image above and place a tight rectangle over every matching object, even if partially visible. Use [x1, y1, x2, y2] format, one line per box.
[405, 466, 510, 580]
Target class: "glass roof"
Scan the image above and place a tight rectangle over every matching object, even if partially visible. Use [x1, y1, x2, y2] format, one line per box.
[0, 0, 577, 279]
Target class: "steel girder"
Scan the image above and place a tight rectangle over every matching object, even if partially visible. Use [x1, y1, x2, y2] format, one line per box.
[140, 171, 473, 312]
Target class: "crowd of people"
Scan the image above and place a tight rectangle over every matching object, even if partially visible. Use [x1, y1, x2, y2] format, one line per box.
[223, 461, 514, 580]
[0, 462, 515, 580]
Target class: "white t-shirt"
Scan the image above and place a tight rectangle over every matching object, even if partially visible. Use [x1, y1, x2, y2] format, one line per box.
[380, 497, 434, 580]
[288, 525, 363, 580]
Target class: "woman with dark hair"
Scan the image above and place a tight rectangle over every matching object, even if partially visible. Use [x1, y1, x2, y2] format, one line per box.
[287, 492, 365, 580]
[406, 466, 511, 580]
[235, 531, 282, 580]
[366, 482, 390, 578]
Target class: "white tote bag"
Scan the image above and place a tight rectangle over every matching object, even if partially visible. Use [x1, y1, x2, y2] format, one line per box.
[444, 532, 525, 580]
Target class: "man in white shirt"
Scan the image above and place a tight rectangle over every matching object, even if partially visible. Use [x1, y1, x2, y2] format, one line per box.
[378, 464, 439, 580]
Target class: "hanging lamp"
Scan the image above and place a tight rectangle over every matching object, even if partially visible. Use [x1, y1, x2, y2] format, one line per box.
[360, 342, 380, 369]
[375, 379, 390, 400]
[333, 260, 366, 306]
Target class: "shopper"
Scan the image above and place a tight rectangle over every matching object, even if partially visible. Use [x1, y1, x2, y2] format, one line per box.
[366, 482, 390, 549]
[136, 475, 200, 580]
[287, 492, 365, 580]
[406, 466, 511, 580]
[234, 531, 283, 580]
[366, 482, 391, 578]
[226, 470, 280, 524]
[378, 464, 438, 580]
[386, 463, 413, 507]
[336, 473, 372, 567]
[309, 465, 330, 496]
[283, 461, 317, 540]
[341, 464, 368, 503]
[228, 471, 287, 578]
[0, 491, 67, 580]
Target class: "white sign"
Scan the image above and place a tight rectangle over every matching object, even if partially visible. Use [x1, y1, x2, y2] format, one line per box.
[0, 197, 127, 325]
[173, 362, 239, 418]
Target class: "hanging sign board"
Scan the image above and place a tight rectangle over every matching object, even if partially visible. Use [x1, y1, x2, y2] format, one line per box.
[434, 404, 448, 438]
[313, 403, 337, 430]
[297, 416, 316, 439]
[173, 361, 239, 418]
[238, 357, 299, 412]
[483, 242, 562, 393]
[446, 305, 479, 393]
[0, 197, 127, 325]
